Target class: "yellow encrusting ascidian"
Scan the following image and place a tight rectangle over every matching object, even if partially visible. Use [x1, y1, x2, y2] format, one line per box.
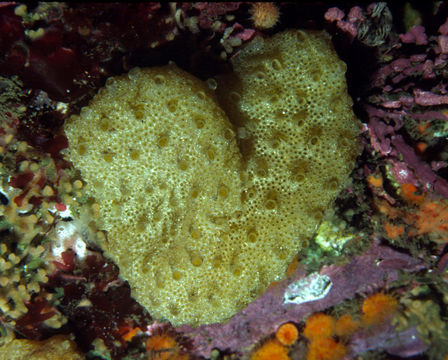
[63, 29, 360, 327]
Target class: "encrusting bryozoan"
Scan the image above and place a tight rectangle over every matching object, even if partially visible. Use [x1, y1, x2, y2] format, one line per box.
[64, 29, 359, 326]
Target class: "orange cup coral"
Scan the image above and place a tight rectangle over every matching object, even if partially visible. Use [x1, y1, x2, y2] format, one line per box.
[401, 183, 425, 203]
[146, 332, 187, 360]
[335, 314, 359, 337]
[362, 293, 398, 326]
[251, 339, 290, 360]
[303, 313, 335, 341]
[276, 322, 299, 346]
[250, 3, 280, 29]
[306, 337, 346, 360]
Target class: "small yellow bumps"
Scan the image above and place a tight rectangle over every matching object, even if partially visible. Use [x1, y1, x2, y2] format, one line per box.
[130, 150, 140, 160]
[191, 255, 203, 267]
[191, 229, 201, 239]
[42, 185, 54, 197]
[218, 185, 229, 198]
[172, 270, 182, 281]
[73, 180, 83, 189]
[157, 135, 169, 147]
[103, 153, 113, 162]
[64, 30, 359, 327]
[247, 229, 257, 243]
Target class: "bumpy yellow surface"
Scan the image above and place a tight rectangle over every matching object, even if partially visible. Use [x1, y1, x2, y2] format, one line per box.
[64, 30, 359, 326]
[0, 335, 84, 360]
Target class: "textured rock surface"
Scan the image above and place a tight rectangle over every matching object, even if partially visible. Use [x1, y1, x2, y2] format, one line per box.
[64, 29, 359, 326]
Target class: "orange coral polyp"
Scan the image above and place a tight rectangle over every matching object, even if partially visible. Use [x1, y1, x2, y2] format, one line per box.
[303, 313, 335, 341]
[383, 222, 404, 239]
[251, 339, 290, 360]
[362, 293, 398, 326]
[401, 183, 424, 203]
[367, 174, 383, 188]
[334, 314, 359, 337]
[306, 337, 346, 360]
[122, 326, 141, 341]
[250, 2, 280, 29]
[415, 201, 448, 238]
[146, 333, 178, 360]
[276, 322, 299, 346]
[415, 141, 427, 153]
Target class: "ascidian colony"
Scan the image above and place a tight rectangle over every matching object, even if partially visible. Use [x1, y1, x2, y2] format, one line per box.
[1, 2, 448, 360]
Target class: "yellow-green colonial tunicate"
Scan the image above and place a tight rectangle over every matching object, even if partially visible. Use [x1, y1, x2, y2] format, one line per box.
[64, 29, 359, 327]
[215, 29, 360, 257]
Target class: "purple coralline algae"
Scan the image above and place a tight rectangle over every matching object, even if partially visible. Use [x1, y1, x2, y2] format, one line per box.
[325, 3, 392, 46]
[180, 240, 424, 358]
[360, 19, 448, 199]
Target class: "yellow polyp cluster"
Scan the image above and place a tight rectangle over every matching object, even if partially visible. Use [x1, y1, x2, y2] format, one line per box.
[64, 29, 359, 326]
[0, 122, 57, 326]
[0, 335, 84, 360]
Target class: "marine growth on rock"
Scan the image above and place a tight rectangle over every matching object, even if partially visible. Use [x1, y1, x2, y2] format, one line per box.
[64, 29, 359, 327]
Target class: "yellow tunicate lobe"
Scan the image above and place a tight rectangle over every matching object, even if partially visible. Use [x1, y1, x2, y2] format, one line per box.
[64, 30, 359, 327]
